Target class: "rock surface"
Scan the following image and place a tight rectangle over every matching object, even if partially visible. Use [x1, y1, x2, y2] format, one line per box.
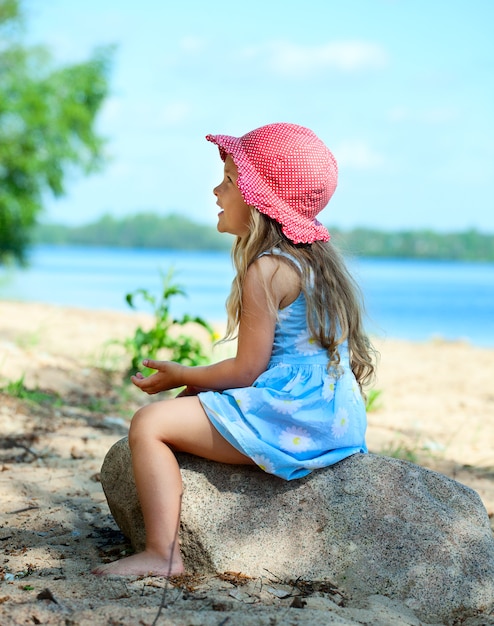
[101, 437, 494, 624]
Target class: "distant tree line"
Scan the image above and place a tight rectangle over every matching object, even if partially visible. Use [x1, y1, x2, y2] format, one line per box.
[34, 213, 232, 251]
[33, 213, 494, 261]
[330, 227, 494, 261]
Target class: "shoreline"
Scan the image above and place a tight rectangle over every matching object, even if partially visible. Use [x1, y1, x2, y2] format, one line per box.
[2, 295, 494, 347]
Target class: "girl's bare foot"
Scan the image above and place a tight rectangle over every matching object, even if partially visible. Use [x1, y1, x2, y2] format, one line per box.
[92, 549, 184, 577]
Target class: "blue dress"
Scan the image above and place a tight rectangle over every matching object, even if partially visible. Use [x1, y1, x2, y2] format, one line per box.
[198, 273, 367, 481]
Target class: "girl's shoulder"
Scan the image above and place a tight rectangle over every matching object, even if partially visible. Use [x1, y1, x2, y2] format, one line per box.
[251, 251, 301, 309]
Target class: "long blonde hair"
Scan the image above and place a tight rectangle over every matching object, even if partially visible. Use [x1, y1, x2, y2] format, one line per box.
[224, 209, 377, 391]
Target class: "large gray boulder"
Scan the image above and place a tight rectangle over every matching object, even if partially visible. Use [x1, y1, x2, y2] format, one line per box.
[100, 437, 494, 624]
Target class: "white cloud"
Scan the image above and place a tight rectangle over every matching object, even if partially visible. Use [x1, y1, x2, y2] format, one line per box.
[245, 40, 388, 76]
[334, 140, 385, 170]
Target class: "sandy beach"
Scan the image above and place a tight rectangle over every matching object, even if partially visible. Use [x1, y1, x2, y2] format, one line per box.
[0, 300, 493, 625]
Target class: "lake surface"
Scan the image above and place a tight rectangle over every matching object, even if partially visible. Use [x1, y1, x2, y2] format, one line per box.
[1, 245, 493, 346]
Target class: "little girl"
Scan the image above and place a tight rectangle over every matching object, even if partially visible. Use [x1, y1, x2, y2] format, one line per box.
[93, 122, 376, 577]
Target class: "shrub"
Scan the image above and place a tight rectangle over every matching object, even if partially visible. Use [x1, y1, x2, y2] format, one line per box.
[121, 269, 216, 377]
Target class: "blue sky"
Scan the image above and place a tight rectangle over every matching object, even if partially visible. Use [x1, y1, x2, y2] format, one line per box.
[27, 0, 494, 233]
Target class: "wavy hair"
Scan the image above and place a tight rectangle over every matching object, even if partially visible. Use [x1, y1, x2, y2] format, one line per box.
[224, 209, 377, 391]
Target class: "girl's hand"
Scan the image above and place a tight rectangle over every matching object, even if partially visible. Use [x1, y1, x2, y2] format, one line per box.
[131, 359, 184, 395]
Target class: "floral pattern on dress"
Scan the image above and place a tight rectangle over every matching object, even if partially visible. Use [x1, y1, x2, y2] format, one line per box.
[279, 426, 313, 452]
[322, 376, 336, 402]
[231, 388, 252, 413]
[252, 454, 276, 474]
[331, 408, 349, 438]
[295, 331, 321, 356]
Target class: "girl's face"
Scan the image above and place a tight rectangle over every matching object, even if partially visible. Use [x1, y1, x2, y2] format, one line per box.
[213, 155, 252, 237]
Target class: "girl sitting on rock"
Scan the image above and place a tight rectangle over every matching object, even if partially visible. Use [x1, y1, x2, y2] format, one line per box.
[93, 122, 376, 577]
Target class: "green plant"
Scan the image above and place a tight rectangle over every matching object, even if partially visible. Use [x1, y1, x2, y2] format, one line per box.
[3, 374, 26, 397]
[2, 374, 59, 405]
[121, 269, 216, 377]
[365, 388, 382, 412]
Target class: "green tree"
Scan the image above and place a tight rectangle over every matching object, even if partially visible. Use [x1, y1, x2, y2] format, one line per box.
[0, 0, 113, 264]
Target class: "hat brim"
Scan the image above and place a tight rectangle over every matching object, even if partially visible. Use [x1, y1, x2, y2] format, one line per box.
[206, 133, 330, 244]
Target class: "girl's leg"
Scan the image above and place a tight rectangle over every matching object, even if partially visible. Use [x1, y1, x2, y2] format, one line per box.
[92, 396, 253, 576]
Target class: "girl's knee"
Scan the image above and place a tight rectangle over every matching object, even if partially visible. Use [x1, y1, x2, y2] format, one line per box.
[128, 397, 202, 450]
[128, 405, 158, 446]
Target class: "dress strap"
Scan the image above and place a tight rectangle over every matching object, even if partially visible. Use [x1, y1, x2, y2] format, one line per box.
[258, 249, 303, 272]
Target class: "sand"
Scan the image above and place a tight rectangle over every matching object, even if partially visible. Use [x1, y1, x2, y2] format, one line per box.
[0, 300, 493, 625]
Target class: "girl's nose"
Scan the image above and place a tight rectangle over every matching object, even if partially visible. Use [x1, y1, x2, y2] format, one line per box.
[213, 184, 220, 196]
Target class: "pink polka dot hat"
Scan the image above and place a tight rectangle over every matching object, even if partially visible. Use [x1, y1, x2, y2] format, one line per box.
[206, 122, 338, 244]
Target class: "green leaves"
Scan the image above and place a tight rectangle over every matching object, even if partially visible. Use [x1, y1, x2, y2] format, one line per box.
[120, 269, 216, 377]
[365, 388, 382, 412]
[0, 1, 113, 264]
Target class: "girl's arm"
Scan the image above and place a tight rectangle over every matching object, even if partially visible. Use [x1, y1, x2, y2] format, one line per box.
[131, 256, 293, 394]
